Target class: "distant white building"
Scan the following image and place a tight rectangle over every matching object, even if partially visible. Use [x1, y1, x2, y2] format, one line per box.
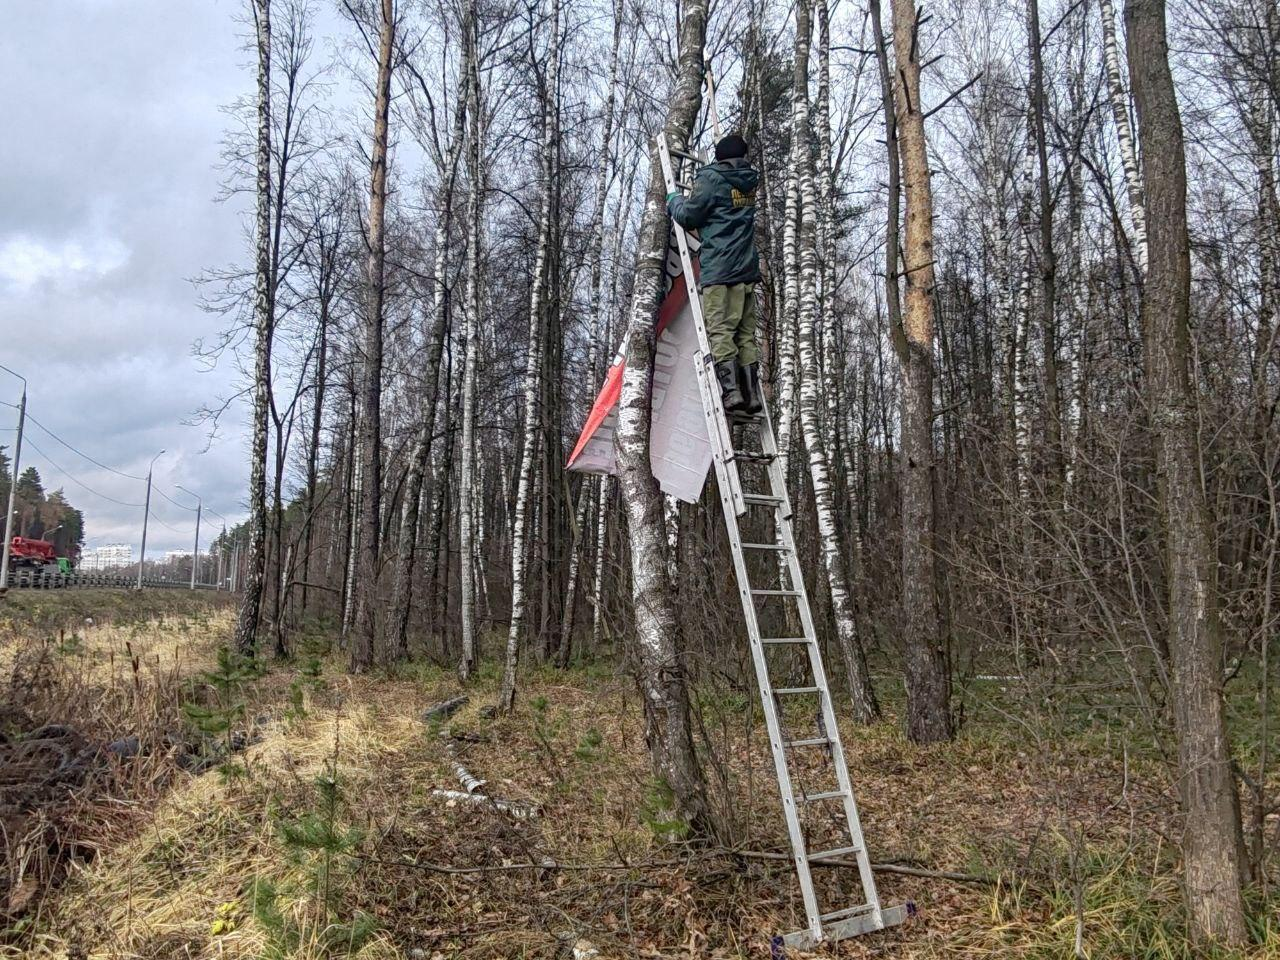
[164, 549, 192, 563]
[81, 543, 133, 571]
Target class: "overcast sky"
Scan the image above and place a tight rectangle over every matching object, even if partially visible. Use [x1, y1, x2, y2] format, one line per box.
[0, 1, 263, 557]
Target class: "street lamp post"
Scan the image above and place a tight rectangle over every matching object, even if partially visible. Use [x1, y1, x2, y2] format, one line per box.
[136, 450, 165, 590]
[0, 365, 28, 598]
[176, 485, 202, 590]
[201, 507, 229, 591]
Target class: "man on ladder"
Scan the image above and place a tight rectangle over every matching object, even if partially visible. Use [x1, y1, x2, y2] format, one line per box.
[666, 133, 764, 417]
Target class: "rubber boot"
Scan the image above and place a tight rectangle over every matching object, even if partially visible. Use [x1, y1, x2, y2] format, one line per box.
[715, 360, 745, 412]
[739, 361, 764, 416]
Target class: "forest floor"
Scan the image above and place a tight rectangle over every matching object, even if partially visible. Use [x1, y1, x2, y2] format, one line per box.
[1, 592, 1277, 959]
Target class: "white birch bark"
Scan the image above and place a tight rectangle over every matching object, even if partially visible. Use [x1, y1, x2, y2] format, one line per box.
[590, 175, 634, 651]
[1099, 0, 1148, 273]
[389, 77, 470, 659]
[459, 8, 482, 680]
[792, 0, 879, 723]
[614, 0, 715, 837]
[591, 474, 610, 647]
[499, 0, 558, 711]
[1065, 34, 1088, 490]
[664, 495, 680, 585]
[342, 412, 362, 638]
[815, 1, 838, 457]
[474, 425, 490, 618]
[776, 152, 801, 471]
[585, 0, 623, 384]
[559, 0, 622, 663]
[1014, 125, 1035, 501]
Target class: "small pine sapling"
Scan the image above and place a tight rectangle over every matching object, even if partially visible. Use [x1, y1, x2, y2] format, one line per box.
[182, 646, 263, 779]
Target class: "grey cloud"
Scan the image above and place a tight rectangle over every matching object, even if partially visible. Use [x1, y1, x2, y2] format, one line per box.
[0, 0, 262, 557]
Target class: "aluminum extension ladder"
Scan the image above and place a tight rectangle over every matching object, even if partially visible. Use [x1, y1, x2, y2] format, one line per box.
[656, 134, 909, 950]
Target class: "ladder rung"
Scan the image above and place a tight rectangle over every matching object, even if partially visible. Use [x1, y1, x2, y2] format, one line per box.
[821, 903, 878, 922]
[786, 738, 834, 750]
[774, 686, 820, 695]
[751, 589, 800, 597]
[733, 450, 775, 462]
[760, 637, 810, 645]
[742, 493, 783, 506]
[669, 146, 701, 161]
[799, 789, 845, 802]
[675, 180, 693, 191]
[742, 542, 788, 551]
[808, 845, 862, 862]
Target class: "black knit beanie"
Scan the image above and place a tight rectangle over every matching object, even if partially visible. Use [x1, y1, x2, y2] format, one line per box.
[714, 134, 749, 161]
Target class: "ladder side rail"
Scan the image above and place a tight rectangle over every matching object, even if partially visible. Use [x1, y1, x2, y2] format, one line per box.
[714, 417, 824, 938]
[758, 408, 886, 929]
[746, 391, 839, 940]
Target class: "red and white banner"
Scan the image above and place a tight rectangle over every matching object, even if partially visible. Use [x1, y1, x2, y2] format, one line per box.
[566, 229, 712, 504]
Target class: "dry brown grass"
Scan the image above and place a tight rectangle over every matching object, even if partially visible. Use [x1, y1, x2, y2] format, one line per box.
[3, 613, 1277, 959]
[0, 593, 234, 940]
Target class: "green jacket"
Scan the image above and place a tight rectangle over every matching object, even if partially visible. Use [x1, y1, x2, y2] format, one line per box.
[667, 158, 761, 287]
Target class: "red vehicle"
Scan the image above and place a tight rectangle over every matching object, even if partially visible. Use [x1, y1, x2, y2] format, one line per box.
[9, 537, 56, 567]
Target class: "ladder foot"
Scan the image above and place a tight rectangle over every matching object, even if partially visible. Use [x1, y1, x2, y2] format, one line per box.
[780, 902, 910, 949]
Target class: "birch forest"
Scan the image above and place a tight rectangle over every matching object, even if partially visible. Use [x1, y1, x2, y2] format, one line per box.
[11, 0, 1279, 953]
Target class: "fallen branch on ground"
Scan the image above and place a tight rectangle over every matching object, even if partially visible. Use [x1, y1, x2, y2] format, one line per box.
[445, 743, 486, 794]
[431, 788, 539, 819]
[423, 695, 469, 722]
[727, 848, 994, 884]
[363, 845, 992, 884]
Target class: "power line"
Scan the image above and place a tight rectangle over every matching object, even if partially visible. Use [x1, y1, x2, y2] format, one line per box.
[21, 437, 146, 508]
[24, 412, 147, 481]
[16, 406, 221, 531]
[146, 510, 184, 535]
[14, 422, 191, 552]
[153, 485, 199, 513]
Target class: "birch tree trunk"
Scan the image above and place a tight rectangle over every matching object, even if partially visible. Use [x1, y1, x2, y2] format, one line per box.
[350, 0, 395, 672]
[235, 0, 274, 658]
[1014, 122, 1035, 504]
[890, 0, 953, 743]
[342, 398, 361, 639]
[614, 0, 715, 837]
[591, 474, 611, 648]
[459, 7, 483, 681]
[1124, 0, 1247, 941]
[390, 88, 468, 660]
[498, 0, 558, 708]
[792, 0, 879, 723]
[560, 0, 621, 665]
[558, 481, 591, 667]
[1100, 0, 1148, 274]
[776, 146, 801, 469]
